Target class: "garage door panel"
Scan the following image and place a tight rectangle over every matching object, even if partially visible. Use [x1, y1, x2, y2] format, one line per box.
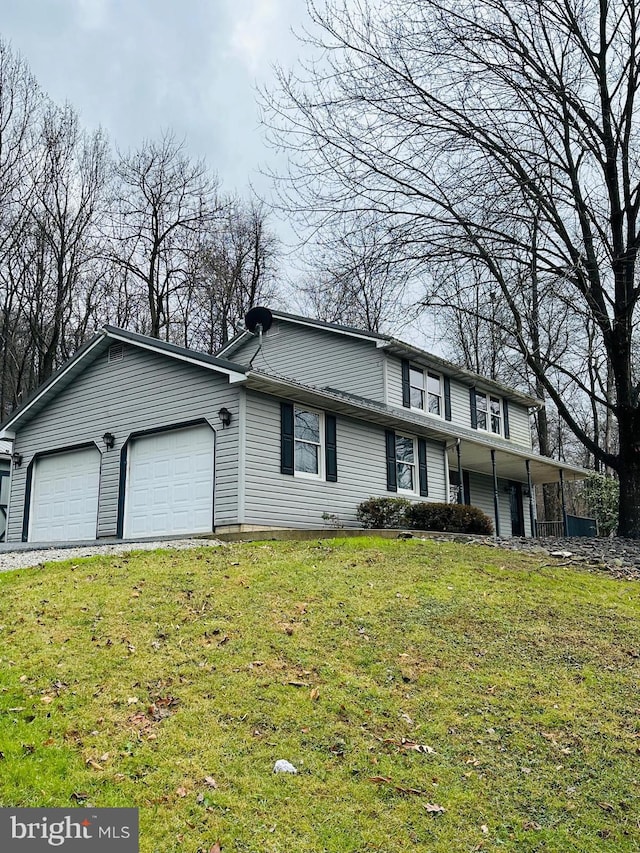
[30, 447, 101, 542]
[124, 425, 214, 538]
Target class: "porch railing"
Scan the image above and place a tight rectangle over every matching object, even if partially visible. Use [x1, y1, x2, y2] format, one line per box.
[536, 520, 565, 538]
[536, 515, 598, 538]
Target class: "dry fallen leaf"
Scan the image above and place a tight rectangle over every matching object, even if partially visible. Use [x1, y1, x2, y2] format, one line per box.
[204, 776, 218, 789]
[424, 803, 446, 815]
[401, 740, 436, 754]
[310, 687, 320, 701]
[86, 759, 103, 771]
[481, 824, 489, 834]
[40, 696, 54, 704]
[368, 776, 428, 796]
[209, 843, 222, 853]
[175, 786, 188, 798]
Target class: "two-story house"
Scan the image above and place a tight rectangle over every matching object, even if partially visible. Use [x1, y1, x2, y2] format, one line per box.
[0, 310, 585, 543]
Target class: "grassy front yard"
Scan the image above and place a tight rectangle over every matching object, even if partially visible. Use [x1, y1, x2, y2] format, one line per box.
[0, 537, 638, 852]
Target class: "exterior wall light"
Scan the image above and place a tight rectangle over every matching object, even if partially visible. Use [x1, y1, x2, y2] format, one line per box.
[11, 452, 22, 467]
[102, 432, 115, 450]
[218, 407, 232, 428]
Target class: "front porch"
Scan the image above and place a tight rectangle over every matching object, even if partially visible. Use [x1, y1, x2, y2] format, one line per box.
[445, 439, 589, 539]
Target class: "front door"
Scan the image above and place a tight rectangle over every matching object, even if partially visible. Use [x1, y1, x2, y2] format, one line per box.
[508, 481, 525, 537]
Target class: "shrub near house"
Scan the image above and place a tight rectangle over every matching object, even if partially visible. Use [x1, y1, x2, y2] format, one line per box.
[357, 497, 493, 535]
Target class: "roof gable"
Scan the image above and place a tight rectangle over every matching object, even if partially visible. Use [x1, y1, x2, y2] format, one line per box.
[0, 327, 246, 437]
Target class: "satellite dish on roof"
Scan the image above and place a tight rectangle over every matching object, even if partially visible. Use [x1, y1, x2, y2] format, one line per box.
[245, 306, 273, 334]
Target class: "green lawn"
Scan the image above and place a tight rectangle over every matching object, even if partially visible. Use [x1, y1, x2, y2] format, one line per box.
[0, 537, 638, 852]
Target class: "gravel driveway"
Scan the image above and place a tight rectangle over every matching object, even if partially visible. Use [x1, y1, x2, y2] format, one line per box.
[0, 537, 225, 572]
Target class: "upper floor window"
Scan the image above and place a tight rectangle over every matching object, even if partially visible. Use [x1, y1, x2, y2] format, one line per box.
[474, 390, 502, 435]
[410, 367, 442, 416]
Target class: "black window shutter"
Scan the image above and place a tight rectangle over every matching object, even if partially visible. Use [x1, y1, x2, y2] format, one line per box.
[325, 414, 337, 481]
[385, 430, 397, 491]
[418, 438, 429, 496]
[280, 402, 294, 475]
[401, 359, 411, 408]
[443, 375, 452, 421]
[469, 387, 478, 429]
[503, 399, 510, 439]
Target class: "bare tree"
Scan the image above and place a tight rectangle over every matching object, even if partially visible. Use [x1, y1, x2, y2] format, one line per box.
[22, 102, 109, 381]
[175, 198, 279, 352]
[267, 0, 640, 537]
[0, 40, 43, 417]
[300, 214, 415, 332]
[110, 131, 220, 339]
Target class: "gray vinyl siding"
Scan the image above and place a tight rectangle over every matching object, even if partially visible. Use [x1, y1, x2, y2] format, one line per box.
[506, 403, 533, 449]
[449, 380, 472, 427]
[243, 391, 447, 528]
[466, 471, 532, 538]
[231, 323, 386, 401]
[385, 355, 404, 408]
[7, 345, 241, 541]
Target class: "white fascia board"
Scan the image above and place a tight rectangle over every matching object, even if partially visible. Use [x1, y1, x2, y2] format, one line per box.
[272, 313, 383, 344]
[0, 333, 107, 434]
[105, 331, 247, 384]
[217, 331, 253, 357]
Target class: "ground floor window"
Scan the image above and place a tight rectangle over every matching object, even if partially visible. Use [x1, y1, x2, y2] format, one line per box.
[294, 407, 322, 477]
[395, 434, 416, 492]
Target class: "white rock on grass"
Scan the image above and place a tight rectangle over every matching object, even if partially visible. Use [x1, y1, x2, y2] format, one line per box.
[273, 759, 298, 774]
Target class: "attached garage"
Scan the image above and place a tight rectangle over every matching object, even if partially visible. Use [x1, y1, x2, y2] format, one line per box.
[29, 446, 101, 542]
[123, 424, 215, 538]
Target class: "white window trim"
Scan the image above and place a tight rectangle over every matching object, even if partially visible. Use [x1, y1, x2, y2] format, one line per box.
[293, 405, 325, 480]
[395, 433, 417, 494]
[409, 365, 444, 419]
[474, 390, 502, 435]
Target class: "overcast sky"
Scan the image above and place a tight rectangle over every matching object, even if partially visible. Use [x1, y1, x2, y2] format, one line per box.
[1, 0, 304, 198]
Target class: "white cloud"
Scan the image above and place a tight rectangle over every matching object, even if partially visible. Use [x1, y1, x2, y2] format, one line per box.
[229, 0, 281, 73]
[73, 0, 109, 30]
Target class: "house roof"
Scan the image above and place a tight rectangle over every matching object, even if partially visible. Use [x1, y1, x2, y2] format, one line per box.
[0, 327, 247, 438]
[218, 310, 542, 409]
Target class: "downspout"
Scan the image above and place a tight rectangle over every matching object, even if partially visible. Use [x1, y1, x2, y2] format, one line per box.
[491, 449, 500, 538]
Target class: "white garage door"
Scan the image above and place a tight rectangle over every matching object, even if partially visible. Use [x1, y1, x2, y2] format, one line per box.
[124, 424, 214, 538]
[30, 446, 101, 542]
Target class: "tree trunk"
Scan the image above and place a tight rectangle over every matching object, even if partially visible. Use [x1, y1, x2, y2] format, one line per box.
[616, 408, 640, 537]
